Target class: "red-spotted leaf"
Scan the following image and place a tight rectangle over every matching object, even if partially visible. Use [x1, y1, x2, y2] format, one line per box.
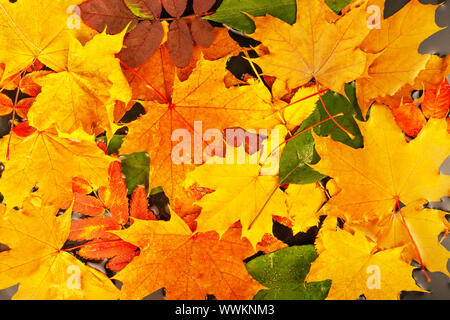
[162, 0, 187, 17]
[421, 78, 450, 119]
[80, 0, 137, 34]
[191, 17, 214, 48]
[119, 20, 164, 68]
[124, 0, 162, 19]
[193, 0, 215, 14]
[167, 19, 194, 67]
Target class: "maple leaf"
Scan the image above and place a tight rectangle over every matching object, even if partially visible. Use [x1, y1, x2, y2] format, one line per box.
[120, 56, 278, 202]
[111, 211, 263, 300]
[27, 30, 131, 135]
[0, 196, 119, 299]
[0, 127, 113, 209]
[251, 0, 371, 97]
[374, 200, 450, 276]
[356, 0, 442, 115]
[246, 245, 331, 300]
[0, 0, 92, 80]
[311, 104, 450, 222]
[120, 28, 242, 113]
[184, 128, 289, 247]
[306, 229, 421, 300]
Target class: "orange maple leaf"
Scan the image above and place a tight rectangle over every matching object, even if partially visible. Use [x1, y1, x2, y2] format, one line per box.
[112, 211, 263, 300]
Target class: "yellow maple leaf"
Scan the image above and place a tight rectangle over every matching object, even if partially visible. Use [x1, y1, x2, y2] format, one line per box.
[251, 0, 370, 97]
[0, 128, 113, 208]
[356, 0, 443, 115]
[184, 127, 288, 247]
[0, 196, 119, 299]
[28, 30, 131, 135]
[111, 211, 262, 300]
[0, 0, 92, 80]
[312, 104, 450, 222]
[306, 229, 421, 299]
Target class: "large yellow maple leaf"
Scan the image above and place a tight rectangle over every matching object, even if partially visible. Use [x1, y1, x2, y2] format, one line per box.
[120, 56, 279, 202]
[312, 104, 450, 222]
[111, 211, 263, 300]
[251, 0, 370, 97]
[306, 229, 421, 300]
[0, 128, 113, 209]
[0, 196, 119, 299]
[356, 0, 443, 115]
[0, 0, 92, 80]
[27, 31, 131, 135]
[184, 128, 288, 247]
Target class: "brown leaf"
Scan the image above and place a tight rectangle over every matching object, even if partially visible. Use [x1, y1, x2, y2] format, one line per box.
[119, 20, 164, 68]
[162, 0, 187, 17]
[191, 17, 214, 48]
[80, 0, 137, 34]
[193, 0, 215, 14]
[167, 19, 194, 68]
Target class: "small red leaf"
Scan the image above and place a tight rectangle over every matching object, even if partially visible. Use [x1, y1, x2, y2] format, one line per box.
[69, 216, 119, 241]
[193, 0, 215, 15]
[14, 98, 35, 118]
[421, 78, 450, 119]
[190, 17, 214, 48]
[99, 161, 129, 225]
[130, 185, 156, 220]
[19, 71, 52, 97]
[80, 0, 137, 34]
[392, 103, 427, 137]
[78, 238, 138, 260]
[167, 19, 194, 68]
[119, 20, 164, 68]
[106, 250, 140, 272]
[72, 193, 106, 216]
[72, 177, 93, 194]
[0, 93, 13, 116]
[162, 0, 187, 17]
[26, 60, 45, 72]
[12, 121, 36, 137]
